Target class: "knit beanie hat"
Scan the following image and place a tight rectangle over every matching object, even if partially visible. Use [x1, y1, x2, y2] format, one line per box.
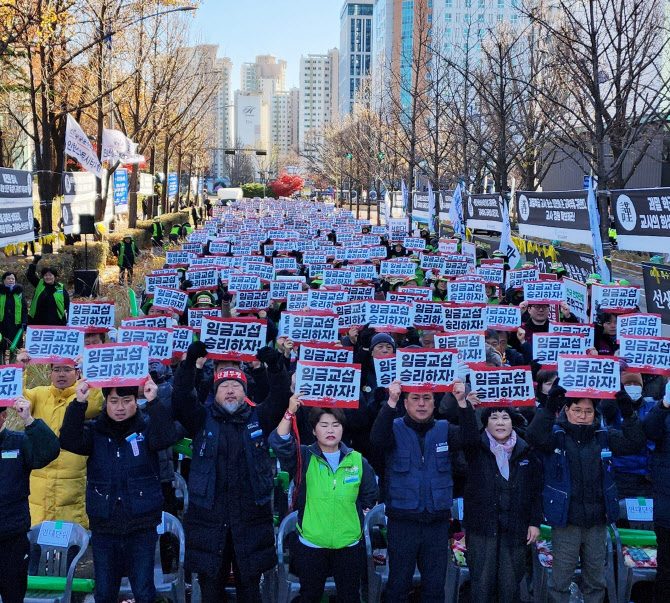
[371, 332, 396, 353]
[213, 369, 248, 394]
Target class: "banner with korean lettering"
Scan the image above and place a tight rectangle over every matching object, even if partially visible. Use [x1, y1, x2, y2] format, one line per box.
[549, 322, 595, 349]
[0, 167, 36, 247]
[534, 333, 587, 368]
[228, 274, 262, 293]
[617, 313, 662, 340]
[477, 265, 504, 285]
[516, 190, 591, 244]
[611, 188, 670, 252]
[307, 289, 349, 311]
[188, 308, 222, 329]
[523, 281, 566, 305]
[322, 269, 355, 287]
[395, 348, 458, 392]
[618, 336, 670, 375]
[448, 281, 486, 304]
[505, 267, 539, 290]
[470, 365, 535, 406]
[279, 312, 340, 343]
[145, 273, 180, 296]
[413, 302, 446, 330]
[235, 290, 271, 312]
[558, 354, 620, 399]
[117, 327, 173, 365]
[374, 355, 396, 388]
[122, 315, 171, 329]
[294, 360, 361, 408]
[344, 286, 375, 301]
[435, 331, 486, 365]
[443, 304, 486, 332]
[300, 343, 354, 364]
[564, 278, 589, 323]
[83, 342, 149, 388]
[165, 251, 195, 267]
[67, 302, 115, 331]
[379, 261, 417, 278]
[0, 365, 24, 406]
[486, 305, 521, 331]
[270, 280, 302, 302]
[388, 218, 409, 241]
[365, 301, 415, 333]
[26, 327, 84, 364]
[590, 284, 640, 321]
[199, 316, 267, 361]
[153, 287, 189, 316]
[642, 262, 670, 325]
[465, 193, 503, 232]
[398, 286, 432, 300]
[334, 301, 367, 330]
[172, 327, 195, 357]
[185, 269, 218, 292]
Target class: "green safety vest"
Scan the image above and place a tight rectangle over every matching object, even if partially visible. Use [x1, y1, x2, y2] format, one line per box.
[609, 227, 617, 241]
[0, 291, 22, 325]
[28, 281, 65, 320]
[117, 240, 138, 267]
[152, 223, 162, 237]
[298, 450, 363, 549]
[170, 226, 181, 236]
[183, 225, 193, 235]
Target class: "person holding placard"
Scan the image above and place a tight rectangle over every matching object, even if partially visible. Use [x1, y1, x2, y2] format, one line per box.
[516, 300, 577, 363]
[0, 397, 60, 603]
[171, 341, 278, 601]
[16, 349, 104, 528]
[59, 376, 178, 603]
[462, 406, 542, 603]
[269, 393, 379, 602]
[526, 383, 646, 603]
[594, 311, 618, 356]
[369, 379, 480, 602]
[0, 271, 28, 359]
[643, 381, 670, 601]
[26, 258, 69, 326]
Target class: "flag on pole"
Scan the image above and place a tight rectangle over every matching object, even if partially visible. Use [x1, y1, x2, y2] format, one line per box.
[401, 179, 408, 216]
[383, 191, 391, 223]
[587, 176, 611, 283]
[102, 129, 144, 164]
[428, 181, 436, 233]
[500, 196, 522, 268]
[449, 183, 465, 239]
[64, 115, 102, 178]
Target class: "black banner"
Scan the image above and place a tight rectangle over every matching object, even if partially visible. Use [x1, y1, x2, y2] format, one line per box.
[412, 192, 429, 223]
[611, 188, 670, 252]
[556, 247, 597, 284]
[438, 190, 453, 216]
[0, 167, 34, 247]
[642, 262, 670, 325]
[465, 193, 503, 232]
[516, 190, 591, 245]
[471, 234, 500, 254]
[524, 242, 553, 273]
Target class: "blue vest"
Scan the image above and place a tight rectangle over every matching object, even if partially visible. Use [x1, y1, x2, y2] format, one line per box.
[542, 424, 619, 527]
[189, 407, 274, 510]
[85, 423, 162, 519]
[609, 398, 655, 475]
[386, 418, 453, 514]
[0, 430, 30, 535]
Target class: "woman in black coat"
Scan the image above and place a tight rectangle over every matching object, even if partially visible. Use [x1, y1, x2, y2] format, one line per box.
[643, 381, 670, 602]
[462, 406, 543, 603]
[0, 271, 28, 354]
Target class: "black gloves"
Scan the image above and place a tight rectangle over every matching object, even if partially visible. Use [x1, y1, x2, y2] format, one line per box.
[186, 341, 208, 366]
[256, 346, 281, 371]
[221, 291, 232, 304]
[380, 280, 391, 294]
[599, 398, 619, 423]
[32, 254, 42, 265]
[358, 326, 376, 350]
[545, 382, 567, 415]
[181, 280, 194, 291]
[615, 390, 636, 419]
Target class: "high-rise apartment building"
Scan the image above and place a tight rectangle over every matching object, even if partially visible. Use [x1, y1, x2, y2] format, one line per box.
[241, 55, 287, 94]
[299, 49, 339, 156]
[339, 2, 374, 115]
[270, 88, 300, 156]
[183, 45, 233, 180]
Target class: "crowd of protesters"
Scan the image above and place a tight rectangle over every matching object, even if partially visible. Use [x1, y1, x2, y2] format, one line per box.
[0, 197, 669, 603]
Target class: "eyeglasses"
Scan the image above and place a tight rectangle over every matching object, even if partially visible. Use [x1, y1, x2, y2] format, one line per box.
[51, 367, 75, 374]
[569, 408, 594, 417]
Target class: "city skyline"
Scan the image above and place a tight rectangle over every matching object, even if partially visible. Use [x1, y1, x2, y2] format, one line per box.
[191, 0, 342, 90]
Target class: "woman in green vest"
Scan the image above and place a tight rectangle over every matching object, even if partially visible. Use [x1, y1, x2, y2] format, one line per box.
[270, 394, 379, 602]
[26, 258, 69, 326]
[0, 271, 28, 356]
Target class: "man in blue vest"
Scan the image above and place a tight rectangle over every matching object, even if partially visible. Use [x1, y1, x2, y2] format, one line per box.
[171, 341, 280, 601]
[370, 379, 480, 602]
[526, 383, 646, 603]
[0, 396, 60, 603]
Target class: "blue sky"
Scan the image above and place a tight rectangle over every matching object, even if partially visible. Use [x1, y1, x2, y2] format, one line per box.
[191, 0, 342, 89]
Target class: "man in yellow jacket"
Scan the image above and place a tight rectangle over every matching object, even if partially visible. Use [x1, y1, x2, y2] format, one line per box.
[17, 350, 103, 528]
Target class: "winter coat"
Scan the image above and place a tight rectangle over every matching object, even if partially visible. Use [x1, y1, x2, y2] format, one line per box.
[594, 325, 618, 355]
[24, 379, 104, 528]
[462, 431, 543, 545]
[171, 357, 280, 580]
[26, 264, 70, 326]
[269, 433, 379, 547]
[0, 419, 60, 541]
[0, 283, 27, 345]
[59, 398, 178, 535]
[526, 407, 646, 528]
[643, 402, 670, 528]
[112, 240, 140, 268]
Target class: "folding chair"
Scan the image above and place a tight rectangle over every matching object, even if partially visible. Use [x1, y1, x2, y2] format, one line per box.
[172, 470, 189, 519]
[22, 521, 91, 603]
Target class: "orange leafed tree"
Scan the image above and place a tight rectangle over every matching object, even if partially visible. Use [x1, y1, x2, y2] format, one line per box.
[270, 170, 304, 197]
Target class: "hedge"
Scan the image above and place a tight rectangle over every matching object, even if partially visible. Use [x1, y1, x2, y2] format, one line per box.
[104, 210, 191, 264]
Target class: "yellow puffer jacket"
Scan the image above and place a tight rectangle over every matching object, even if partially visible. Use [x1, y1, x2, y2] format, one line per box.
[24, 380, 103, 528]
